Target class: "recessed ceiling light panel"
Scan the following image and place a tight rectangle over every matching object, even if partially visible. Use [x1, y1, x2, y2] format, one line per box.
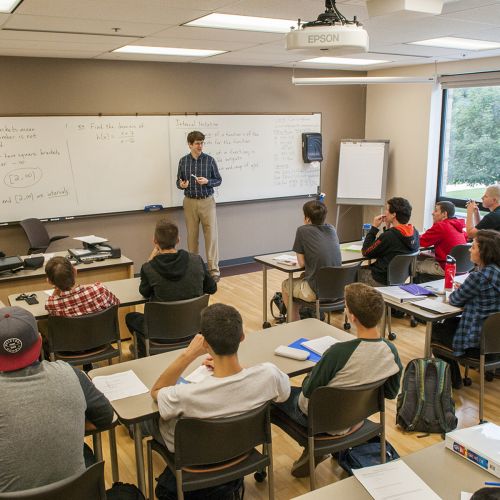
[185, 13, 294, 33]
[301, 57, 388, 66]
[113, 46, 226, 57]
[410, 37, 500, 51]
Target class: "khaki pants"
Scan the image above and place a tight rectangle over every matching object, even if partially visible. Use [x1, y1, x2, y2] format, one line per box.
[415, 258, 445, 276]
[183, 196, 219, 276]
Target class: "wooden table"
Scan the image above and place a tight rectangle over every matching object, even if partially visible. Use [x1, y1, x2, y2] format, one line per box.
[8, 276, 144, 339]
[254, 241, 365, 328]
[379, 277, 464, 357]
[293, 442, 492, 499]
[0, 251, 134, 304]
[89, 318, 355, 494]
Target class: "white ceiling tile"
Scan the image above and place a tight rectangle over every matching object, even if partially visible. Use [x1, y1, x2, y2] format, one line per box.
[442, 0, 500, 14]
[0, 48, 100, 58]
[3, 14, 168, 37]
[440, 3, 500, 23]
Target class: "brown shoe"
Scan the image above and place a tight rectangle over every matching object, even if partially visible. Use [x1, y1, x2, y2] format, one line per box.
[291, 449, 328, 478]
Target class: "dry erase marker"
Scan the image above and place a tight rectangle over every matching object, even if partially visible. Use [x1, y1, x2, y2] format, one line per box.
[485, 482, 500, 486]
[190, 174, 197, 181]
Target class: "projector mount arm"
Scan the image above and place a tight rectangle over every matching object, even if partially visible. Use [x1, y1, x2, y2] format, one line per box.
[300, 0, 362, 28]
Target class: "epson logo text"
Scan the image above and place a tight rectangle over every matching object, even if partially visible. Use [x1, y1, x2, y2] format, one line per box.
[307, 33, 341, 44]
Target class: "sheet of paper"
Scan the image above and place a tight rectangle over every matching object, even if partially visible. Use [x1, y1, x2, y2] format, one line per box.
[92, 370, 149, 401]
[345, 244, 363, 252]
[272, 254, 298, 265]
[301, 336, 339, 356]
[414, 298, 462, 314]
[184, 365, 213, 383]
[461, 493, 472, 500]
[73, 235, 108, 244]
[44, 289, 54, 296]
[352, 460, 441, 500]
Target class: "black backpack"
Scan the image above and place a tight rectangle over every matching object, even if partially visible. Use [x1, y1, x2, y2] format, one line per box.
[106, 482, 145, 499]
[270, 292, 287, 323]
[396, 358, 458, 434]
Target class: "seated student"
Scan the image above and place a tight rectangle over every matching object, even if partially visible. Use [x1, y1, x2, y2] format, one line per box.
[416, 201, 467, 277]
[149, 303, 290, 498]
[283, 200, 341, 320]
[45, 256, 120, 316]
[271, 283, 402, 478]
[359, 197, 420, 286]
[431, 229, 500, 388]
[126, 219, 217, 357]
[466, 184, 500, 238]
[0, 306, 113, 492]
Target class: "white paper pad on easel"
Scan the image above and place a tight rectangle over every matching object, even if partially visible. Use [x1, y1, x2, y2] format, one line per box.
[301, 336, 339, 356]
[92, 370, 149, 401]
[353, 460, 441, 499]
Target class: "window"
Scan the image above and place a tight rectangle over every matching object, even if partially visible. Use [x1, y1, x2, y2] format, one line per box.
[437, 82, 500, 212]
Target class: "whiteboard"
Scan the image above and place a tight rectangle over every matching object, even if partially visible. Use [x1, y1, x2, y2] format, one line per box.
[0, 114, 321, 224]
[336, 140, 389, 206]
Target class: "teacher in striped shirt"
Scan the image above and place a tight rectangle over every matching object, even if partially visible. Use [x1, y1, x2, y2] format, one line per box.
[176, 131, 222, 282]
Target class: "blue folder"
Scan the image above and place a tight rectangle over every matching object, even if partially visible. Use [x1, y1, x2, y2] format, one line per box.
[288, 337, 321, 363]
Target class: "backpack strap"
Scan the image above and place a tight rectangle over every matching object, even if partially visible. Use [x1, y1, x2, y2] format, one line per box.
[408, 359, 427, 431]
[433, 360, 453, 433]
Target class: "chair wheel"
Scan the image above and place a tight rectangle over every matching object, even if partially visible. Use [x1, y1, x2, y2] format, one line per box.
[410, 318, 418, 328]
[254, 471, 267, 482]
[343, 322, 351, 331]
[463, 377, 472, 386]
[485, 371, 495, 382]
[263, 322, 272, 329]
[388, 332, 397, 341]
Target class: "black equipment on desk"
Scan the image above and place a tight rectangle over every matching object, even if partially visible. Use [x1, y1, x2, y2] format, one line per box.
[0, 256, 24, 273]
[82, 242, 121, 259]
[23, 256, 45, 270]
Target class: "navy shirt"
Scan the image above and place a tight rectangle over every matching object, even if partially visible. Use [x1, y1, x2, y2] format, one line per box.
[476, 206, 500, 232]
[176, 152, 222, 199]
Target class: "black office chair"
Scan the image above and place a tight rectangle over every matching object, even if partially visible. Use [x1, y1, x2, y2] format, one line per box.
[47, 305, 122, 366]
[449, 243, 473, 274]
[385, 251, 419, 340]
[146, 403, 274, 500]
[20, 218, 68, 254]
[0, 461, 105, 500]
[85, 415, 120, 483]
[137, 295, 210, 358]
[271, 381, 386, 490]
[431, 312, 500, 423]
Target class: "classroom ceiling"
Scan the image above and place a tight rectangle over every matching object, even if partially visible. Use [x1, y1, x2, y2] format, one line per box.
[0, 0, 500, 71]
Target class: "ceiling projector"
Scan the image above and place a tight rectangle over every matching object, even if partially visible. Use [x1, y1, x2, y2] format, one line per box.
[286, 0, 368, 52]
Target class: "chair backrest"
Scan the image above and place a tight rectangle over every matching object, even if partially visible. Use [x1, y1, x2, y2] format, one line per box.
[308, 381, 385, 436]
[20, 218, 50, 253]
[387, 251, 419, 285]
[47, 305, 120, 353]
[481, 312, 500, 355]
[0, 462, 105, 500]
[173, 403, 271, 470]
[144, 295, 210, 342]
[316, 262, 361, 301]
[449, 243, 473, 274]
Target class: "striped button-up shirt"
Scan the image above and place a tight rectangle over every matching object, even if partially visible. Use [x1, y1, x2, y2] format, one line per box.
[449, 264, 500, 355]
[176, 152, 222, 199]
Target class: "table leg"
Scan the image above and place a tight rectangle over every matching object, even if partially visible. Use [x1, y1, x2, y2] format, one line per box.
[424, 322, 432, 358]
[133, 423, 146, 494]
[262, 265, 268, 325]
[381, 306, 387, 339]
[287, 273, 294, 323]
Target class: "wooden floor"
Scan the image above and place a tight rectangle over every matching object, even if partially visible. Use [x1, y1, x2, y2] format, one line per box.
[88, 268, 500, 499]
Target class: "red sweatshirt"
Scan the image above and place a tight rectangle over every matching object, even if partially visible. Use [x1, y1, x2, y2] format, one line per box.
[419, 217, 467, 269]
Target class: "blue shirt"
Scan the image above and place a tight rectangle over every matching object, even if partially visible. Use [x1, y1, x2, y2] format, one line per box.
[176, 152, 222, 199]
[449, 264, 500, 355]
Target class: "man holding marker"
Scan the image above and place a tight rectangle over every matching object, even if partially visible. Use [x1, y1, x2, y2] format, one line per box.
[176, 131, 222, 282]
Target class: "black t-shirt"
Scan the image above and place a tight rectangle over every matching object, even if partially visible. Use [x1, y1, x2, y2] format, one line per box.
[476, 206, 500, 231]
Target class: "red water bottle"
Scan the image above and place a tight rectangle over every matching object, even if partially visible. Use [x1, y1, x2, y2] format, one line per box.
[444, 255, 456, 291]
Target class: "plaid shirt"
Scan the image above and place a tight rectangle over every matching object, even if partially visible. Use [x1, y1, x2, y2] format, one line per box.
[45, 282, 120, 317]
[449, 264, 500, 355]
[176, 152, 222, 199]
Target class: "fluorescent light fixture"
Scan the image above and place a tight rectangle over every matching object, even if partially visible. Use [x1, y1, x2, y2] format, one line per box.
[0, 0, 22, 13]
[113, 46, 226, 57]
[292, 76, 436, 85]
[410, 37, 500, 51]
[300, 57, 388, 66]
[184, 13, 295, 33]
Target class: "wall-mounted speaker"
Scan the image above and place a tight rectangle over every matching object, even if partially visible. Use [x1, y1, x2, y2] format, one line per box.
[302, 133, 323, 163]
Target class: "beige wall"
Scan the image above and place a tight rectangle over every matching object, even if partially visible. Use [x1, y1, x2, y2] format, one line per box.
[0, 56, 366, 266]
[365, 56, 500, 231]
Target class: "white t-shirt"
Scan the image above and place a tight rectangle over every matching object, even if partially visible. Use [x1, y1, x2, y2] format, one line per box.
[157, 362, 291, 451]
